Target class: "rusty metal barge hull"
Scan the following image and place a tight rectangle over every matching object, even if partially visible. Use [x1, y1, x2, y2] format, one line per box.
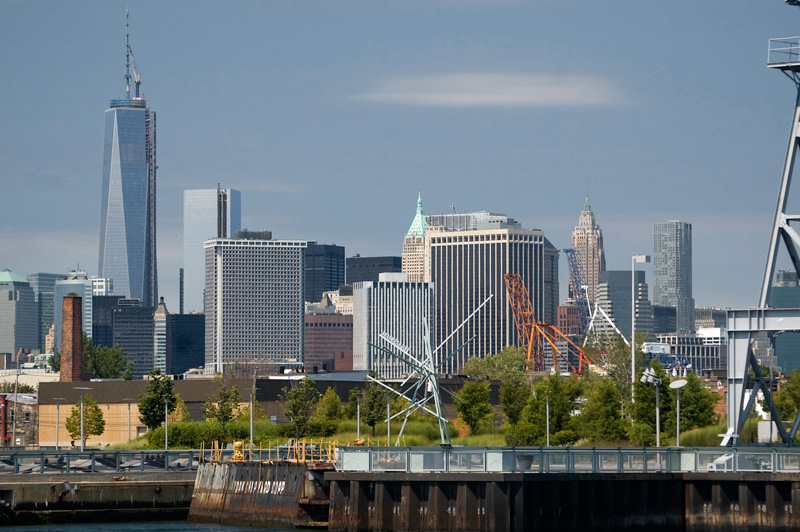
[188, 461, 332, 528]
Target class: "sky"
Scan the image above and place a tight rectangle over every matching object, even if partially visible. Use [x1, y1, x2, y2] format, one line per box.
[2, 1, 800, 312]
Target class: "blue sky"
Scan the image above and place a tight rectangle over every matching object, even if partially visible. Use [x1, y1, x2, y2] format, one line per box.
[2, 1, 800, 311]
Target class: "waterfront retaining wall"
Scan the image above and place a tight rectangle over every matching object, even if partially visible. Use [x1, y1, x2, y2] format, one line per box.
[0, 470, 196, 525]
[327, 471, 800, 532]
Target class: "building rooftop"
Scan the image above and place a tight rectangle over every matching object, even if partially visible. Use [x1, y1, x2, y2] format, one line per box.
[0, 269, 28, 285]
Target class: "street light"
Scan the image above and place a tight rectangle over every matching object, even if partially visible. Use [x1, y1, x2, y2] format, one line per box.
[545, 394, 550, 447]
[670, 379, 688, 447]
[73, 387, 92, 451]
[631, 254, 651, 399]
[53, 397, 65, 450]
[640, 368, 662, 447]
[122, 398, 134, 442]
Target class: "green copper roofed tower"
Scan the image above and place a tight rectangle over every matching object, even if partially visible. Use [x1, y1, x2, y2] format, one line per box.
[98, 11, 157, 306]
[405, 191, 429, 239]
[402, 192, 429, 282]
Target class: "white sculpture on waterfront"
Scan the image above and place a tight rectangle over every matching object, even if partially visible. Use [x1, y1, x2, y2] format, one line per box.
[368, 296, 492, 446]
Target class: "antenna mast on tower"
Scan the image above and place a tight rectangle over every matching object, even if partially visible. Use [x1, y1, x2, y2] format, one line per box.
[125, 9, 131, 99]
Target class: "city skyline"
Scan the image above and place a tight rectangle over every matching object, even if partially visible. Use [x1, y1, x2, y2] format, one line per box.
[4, 2, 800, 312]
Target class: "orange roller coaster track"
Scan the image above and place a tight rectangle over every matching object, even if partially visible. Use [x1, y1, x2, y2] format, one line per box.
[503, 273, 594, 374]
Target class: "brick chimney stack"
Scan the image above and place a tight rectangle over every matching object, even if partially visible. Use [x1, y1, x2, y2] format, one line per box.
[60, 295, 83, 382]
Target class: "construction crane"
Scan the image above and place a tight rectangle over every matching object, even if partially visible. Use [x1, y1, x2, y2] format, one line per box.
[503, 273, 594, 374]
[562, 248, 591, 336]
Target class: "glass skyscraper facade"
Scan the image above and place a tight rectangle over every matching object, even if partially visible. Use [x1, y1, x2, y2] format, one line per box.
[183, 188, 241, 313]
[27, 272, 65, 352]
[653, 221, 694, 335]
[98, 97, 157, 306]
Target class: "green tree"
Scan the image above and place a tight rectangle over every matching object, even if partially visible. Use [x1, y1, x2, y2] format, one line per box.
[49, 352, 60, 373]
[630, 361, 673, 445]
[138, 369, 177, 431]
[202, 376, 242, 433]
[463, 346, 529, 385]
[64, 394, 105, 447]
[361, 380, 387, 437]
[575, 376, 628, 443]
[513, 374, 581, 446]
[0, 382, 36, 394]
[600, 331, 649, 403]
[168, 393, 192, 423]
[455, 380, 494, 435]
[672, 372, 717, 433]
[81, 333, 134, 380]
[311, 387, 345, 423]
[499, 381, 530, 427]
[236, 401, 268, 422]
[772, 369, 800, 424]
[282, 378, 321, 439]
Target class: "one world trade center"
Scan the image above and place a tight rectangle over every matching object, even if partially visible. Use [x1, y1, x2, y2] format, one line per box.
[98, 13, 157, 307]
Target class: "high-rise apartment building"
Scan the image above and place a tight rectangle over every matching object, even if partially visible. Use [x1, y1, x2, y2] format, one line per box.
[570, 198, 606, 304]
[98, 24, 157, 306]
[653, 221, 694, 334]
[594, 270, 653, 338]
[304, 243, 345, 303]
[183, 187, 241, 313]
[0, 270, 37, 355]
[26, 273, 65, 352]
[204, 238, 306, 374]
[353, 273, 435, 379]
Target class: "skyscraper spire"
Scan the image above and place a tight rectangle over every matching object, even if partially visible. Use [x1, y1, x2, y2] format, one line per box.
[125, 9, 131, 99]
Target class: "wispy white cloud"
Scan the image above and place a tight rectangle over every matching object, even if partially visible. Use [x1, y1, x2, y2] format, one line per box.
[357, 73, 626, 108]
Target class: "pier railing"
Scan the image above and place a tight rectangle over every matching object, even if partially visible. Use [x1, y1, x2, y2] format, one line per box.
[337, 446, 800, 474]
[0, 449, 208, 474]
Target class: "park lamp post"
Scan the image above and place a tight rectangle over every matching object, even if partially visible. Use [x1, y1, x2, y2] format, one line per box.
[53, 397, 65, 450]
[640, 368, 662, 447]
[670, 379, 688, 447]
[631, 254, 651, 399]
[74, 387, 92, 451]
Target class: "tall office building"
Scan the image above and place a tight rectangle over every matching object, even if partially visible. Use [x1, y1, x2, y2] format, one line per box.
[112, 298, 155, 378]
[54, 270, 94, 350]
[570, 197, 606, 304]
[402, 192, 429, 282]
[594, 270, 654, 338]
[304, 313, 353, 373]
[153, 297, 168, 373]
[353, 273, 435, 379]
[304, 243, 345, 303]
[165, 313, 205, 375]
[421, 212, 559, 374]
[0, 270, 37, 355]
[653, 221, 694, 334]
[346, 256, 402, 284]
[26, 273, 65, 352]
[183, 187, 241, 313]
[204, 238, 306, 374]
[98, 22, 157, 306]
